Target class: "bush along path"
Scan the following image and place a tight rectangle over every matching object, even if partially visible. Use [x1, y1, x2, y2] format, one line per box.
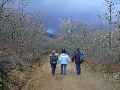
[22, 55, 120, 90]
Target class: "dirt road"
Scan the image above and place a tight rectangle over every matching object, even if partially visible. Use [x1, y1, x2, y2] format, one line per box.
[22, 56, 120, 90]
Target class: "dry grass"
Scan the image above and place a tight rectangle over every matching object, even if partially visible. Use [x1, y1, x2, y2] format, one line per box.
[22, 56, 120, 90]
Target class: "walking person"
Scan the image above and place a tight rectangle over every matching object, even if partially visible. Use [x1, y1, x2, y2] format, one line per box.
[59, 48, 71, 75]
[72, 48, 85, 75]
[50, 50, 58, 76]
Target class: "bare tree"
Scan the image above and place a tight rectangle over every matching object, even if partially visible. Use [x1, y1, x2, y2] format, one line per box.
[103, 0, 120, 48]
[0, 0, 11, 9]
[104, 0, 115, 48]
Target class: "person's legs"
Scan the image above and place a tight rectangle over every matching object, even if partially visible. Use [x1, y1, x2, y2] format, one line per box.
[51, 64, 56, 76]
[63, 64, 67, 75]
[76, 63, 81, 75]
[53, 64, 56, 75]
[61, 64, 63, 75]
[51, 64, 54, 75]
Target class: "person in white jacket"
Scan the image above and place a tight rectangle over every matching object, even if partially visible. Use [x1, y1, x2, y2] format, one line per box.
[59, 48, 71, 75]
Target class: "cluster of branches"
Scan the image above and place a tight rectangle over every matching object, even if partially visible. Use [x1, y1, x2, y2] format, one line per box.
[0, 0, 49, 57]
[0, 0, 50, 90]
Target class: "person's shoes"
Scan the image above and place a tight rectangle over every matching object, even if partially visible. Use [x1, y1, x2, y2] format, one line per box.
[76, 72, 80, 75]
[61, 72, 63, 75]
[64, 73, 67, 75]
[52, 73, 55, 76]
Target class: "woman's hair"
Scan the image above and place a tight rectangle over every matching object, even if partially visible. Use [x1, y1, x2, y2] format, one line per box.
[76, 48, 80, 53]
[77, 48, 80, 52]
[62, 48, 66, 53]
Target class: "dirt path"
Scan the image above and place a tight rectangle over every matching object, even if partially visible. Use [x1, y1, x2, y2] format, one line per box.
[22, 56, 120, 90]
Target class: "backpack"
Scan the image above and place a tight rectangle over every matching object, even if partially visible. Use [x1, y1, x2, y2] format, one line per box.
[75, 51, 85, 64]
[50, 54, 58, 64]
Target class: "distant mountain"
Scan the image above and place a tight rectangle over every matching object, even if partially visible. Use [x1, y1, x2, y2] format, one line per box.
[40, 11, 102, 30]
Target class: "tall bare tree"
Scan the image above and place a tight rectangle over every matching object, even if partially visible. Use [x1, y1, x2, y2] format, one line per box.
[104, 0, 115, 48]
[104, 0, 120, 48]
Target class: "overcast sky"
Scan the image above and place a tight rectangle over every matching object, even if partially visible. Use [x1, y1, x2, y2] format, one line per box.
[22, 0, 105, 28]
[28, 0, 104, 13]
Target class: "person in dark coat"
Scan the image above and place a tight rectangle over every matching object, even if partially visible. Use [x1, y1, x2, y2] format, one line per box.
[50, 50, 58, 76]
[72, 48, 85, 75]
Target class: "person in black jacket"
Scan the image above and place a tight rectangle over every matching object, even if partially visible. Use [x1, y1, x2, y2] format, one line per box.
[50, 50, 58, 76]
[72, 48, 85, 75]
